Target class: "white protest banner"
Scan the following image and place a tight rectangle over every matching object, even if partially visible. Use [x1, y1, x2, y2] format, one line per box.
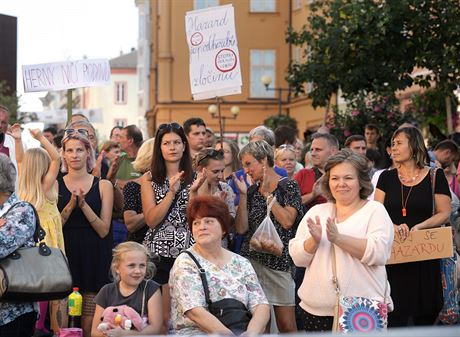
[185, 4, 242, 100]
[22, 59, 111, 92]
[36, 109, 103, 124]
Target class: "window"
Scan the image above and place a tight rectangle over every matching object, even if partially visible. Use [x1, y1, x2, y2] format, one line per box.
[293, 46, 302, 64]
[293, 0, 302, 10]
[194, 0, 219, 10]
[250, 0, 276, 12]
[250, 50, 276, 98]
[114, 118, 127, 127]
[114, 82, 127, 104]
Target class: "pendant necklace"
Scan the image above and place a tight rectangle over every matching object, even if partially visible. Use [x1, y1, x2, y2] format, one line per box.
[400, 183, 414, 217]
[398, 169, 419, 184]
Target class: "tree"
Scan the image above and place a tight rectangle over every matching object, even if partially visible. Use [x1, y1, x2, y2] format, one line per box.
[287, 0, 460, 131]
[286, 0, 415, 108]
[264, 115, 298, 131]
[406, 0, 460, 132]
[0, 81, 20, 123]
[327, 93, 417, 145]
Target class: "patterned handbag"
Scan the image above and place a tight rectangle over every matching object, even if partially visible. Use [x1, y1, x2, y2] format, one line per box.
[438, 251, 459, 324]
[429, 168, 460, 324]
[331, 245, 388, 333]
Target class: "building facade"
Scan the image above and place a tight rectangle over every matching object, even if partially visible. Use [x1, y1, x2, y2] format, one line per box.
[146, 0, 326, 139]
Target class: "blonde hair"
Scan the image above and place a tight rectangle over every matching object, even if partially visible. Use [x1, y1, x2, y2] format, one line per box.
[274, 145, 296, 161]
[18, 148, 57, 210]
[132, 138, 155, 173]
[111, 242, 156, 282]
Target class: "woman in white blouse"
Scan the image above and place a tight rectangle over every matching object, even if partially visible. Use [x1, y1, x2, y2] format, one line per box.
[289, 149, 394, 332]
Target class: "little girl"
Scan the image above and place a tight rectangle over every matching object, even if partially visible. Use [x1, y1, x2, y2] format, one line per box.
[91, 242, 163, 337]
[16, 128, 64, 335]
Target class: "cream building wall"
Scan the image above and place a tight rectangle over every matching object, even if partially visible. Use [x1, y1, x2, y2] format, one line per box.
[147, 0, 326, 139]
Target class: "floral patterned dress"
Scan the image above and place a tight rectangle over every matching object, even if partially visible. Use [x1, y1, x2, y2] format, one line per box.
[169, 246, 268, 335]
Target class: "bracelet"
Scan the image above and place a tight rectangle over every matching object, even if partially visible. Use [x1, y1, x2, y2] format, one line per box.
[89, 216, 98, 223]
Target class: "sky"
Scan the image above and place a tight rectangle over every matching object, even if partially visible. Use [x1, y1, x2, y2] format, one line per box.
[1, 0, 138, 112]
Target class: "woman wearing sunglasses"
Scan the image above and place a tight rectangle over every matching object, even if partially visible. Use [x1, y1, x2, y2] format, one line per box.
[57, 131, 114, 337]
[141, 122, 195, 332]
[275, 145, 297, 180]
[191, 148, 236, 248]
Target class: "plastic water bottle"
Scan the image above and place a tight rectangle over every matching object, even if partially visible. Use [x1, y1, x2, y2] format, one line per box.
[68, 287, 82, 328]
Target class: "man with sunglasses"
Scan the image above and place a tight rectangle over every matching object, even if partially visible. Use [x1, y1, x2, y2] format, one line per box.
[183, 117, 207, 160]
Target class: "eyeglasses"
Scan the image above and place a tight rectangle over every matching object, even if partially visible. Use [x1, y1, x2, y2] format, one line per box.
[65, 128, 89, 137]
[158, 123, 182, 132]
[196, 149, 224, 166]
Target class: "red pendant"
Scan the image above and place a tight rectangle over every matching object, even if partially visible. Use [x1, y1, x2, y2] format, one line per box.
[402, 208, 407, 217]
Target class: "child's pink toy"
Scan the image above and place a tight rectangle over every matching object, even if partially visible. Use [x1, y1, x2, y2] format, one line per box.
[97, 305, 146, 331]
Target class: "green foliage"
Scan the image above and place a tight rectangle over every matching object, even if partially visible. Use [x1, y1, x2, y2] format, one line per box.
[286, 0, 460, 112]
[327, 93, 416, 145]
[406, 0, 460, 93]
[0, 81, 20, 123]
[286, 0, 415, 108]
[264, 114, 298, 131]
[406, 88, 459, 139]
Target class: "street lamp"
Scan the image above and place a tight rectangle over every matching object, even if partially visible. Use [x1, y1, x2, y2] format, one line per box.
[261, 75, 291, 116]
[208, 104, 240, 135]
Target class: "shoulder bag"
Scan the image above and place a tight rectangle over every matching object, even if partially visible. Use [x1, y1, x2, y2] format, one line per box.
[429, 167, 460, 324]
[182, 251, 252, 335]
[0, 202, 73, 302]
[331, 245, 389, 333]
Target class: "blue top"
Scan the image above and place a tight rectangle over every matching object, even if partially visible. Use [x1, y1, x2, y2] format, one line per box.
[0, 193, 37, 326]
[227, 166, 288, 206]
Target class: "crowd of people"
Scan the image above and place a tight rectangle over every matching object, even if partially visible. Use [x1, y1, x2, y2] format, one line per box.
[0, 103, 458, 336]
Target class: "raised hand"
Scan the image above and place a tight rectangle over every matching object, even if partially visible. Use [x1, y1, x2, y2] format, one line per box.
[92, 151, 105, 178]
[232, 173, 247, 195]
[7, 123, 22, 140]
[106, 154, 121, 182]
[325, 217, 339, 243]
[190, 169, 207, 194]
[74, 188, 87, 208]
[169, 171, 185, 194]
[29, 128, 43, 140]
[307, 216, 322, 244]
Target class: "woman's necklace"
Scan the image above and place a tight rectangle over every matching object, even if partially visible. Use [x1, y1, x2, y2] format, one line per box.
[400, 183, 414, 217]
[398, 168, 420, 184]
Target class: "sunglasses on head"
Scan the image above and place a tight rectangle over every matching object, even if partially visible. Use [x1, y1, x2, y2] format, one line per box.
[158, 123, 182, 132]
[278, 144, 295, 150]
[65, 128, 89, 137]
[197, 149, 224, 166]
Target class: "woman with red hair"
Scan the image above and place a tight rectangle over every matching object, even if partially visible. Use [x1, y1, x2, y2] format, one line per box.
[169, 195, 269, 335]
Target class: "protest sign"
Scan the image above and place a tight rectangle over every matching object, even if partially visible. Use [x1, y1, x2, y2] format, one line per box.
[386, 227, 453, 264]
[22, 59, 111, 92]
[185, 4, 242, 100]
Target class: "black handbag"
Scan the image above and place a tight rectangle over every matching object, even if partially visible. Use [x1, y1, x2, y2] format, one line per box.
[182, 251, 252, 334]
[0, 202, 73, 302]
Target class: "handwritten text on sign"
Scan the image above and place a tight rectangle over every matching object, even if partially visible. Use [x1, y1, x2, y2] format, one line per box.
[22, 59, 111, 92]
[386, 227, 453, 265]
[185, 5, 242, 100]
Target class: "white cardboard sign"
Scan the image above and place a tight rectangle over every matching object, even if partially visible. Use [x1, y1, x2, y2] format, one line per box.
[185, 4, 242, 100]
[22, 59, 111, 92]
